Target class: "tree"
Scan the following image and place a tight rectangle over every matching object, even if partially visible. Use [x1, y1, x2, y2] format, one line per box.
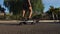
[46, 6, 60, 20]
[50, 6, 55, 20]
[4, 0, 44, 19]
[54, 8, 60, 20]
[0, 5, 5, 14]
[46, 6, 55, 20]
[4, 0, 23, 15]
[0, 5, 5, 19]
[31, 0, 44, 18]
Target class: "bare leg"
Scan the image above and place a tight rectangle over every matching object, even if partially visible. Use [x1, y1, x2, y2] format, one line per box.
[22, 9, 25, 17]
[28, 0, 32, 19]
[29, 6, 32, 19]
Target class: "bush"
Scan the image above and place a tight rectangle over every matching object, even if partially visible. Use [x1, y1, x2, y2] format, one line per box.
[32, 14, 42, 20]
[0, 16, 5, 20]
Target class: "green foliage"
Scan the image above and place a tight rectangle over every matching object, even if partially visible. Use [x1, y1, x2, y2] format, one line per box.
[0, 16, 5, 20]
[4, 0, 44, 14]
[46, 6, 60, 20]
[4, 0, 23, 15]
[0, 5, 5, 12]
[31, 0, 44, 13]
[47, 6, 60, 15]
[4, 0, 44, 19]
[32, 14, 42, 19]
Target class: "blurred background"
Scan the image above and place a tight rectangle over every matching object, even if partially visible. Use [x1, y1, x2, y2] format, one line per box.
[0, 0, 60, 20]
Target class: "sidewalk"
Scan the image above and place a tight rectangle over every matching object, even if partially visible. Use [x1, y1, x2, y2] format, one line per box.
[0, 20, 19, 24]
[0, 20, 59, 24]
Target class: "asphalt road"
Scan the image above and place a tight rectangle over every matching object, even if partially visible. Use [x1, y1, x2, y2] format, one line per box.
[0, 23, 60, 34]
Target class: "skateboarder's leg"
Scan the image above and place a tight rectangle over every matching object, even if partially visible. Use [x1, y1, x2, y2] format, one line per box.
[22, 9, 26, 17]
[28, 6, 32, 19]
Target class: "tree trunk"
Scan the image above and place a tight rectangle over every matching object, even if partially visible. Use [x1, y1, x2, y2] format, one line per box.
[56, 14, 58, 20]
[10, 11, 13, 16]
[28, 0, 32, 19]
[52, 12, 55, 20]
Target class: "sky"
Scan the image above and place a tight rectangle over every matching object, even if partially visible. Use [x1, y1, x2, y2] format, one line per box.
[42, 0, 60, 12]
[0, 0, 60, 13]
[0, 0, 9, 13]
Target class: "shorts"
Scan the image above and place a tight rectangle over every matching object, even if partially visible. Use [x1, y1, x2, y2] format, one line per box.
[23, 0, 30, 10]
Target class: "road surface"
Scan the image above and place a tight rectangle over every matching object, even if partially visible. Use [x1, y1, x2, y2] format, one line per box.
[0, 23, 60, 34]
